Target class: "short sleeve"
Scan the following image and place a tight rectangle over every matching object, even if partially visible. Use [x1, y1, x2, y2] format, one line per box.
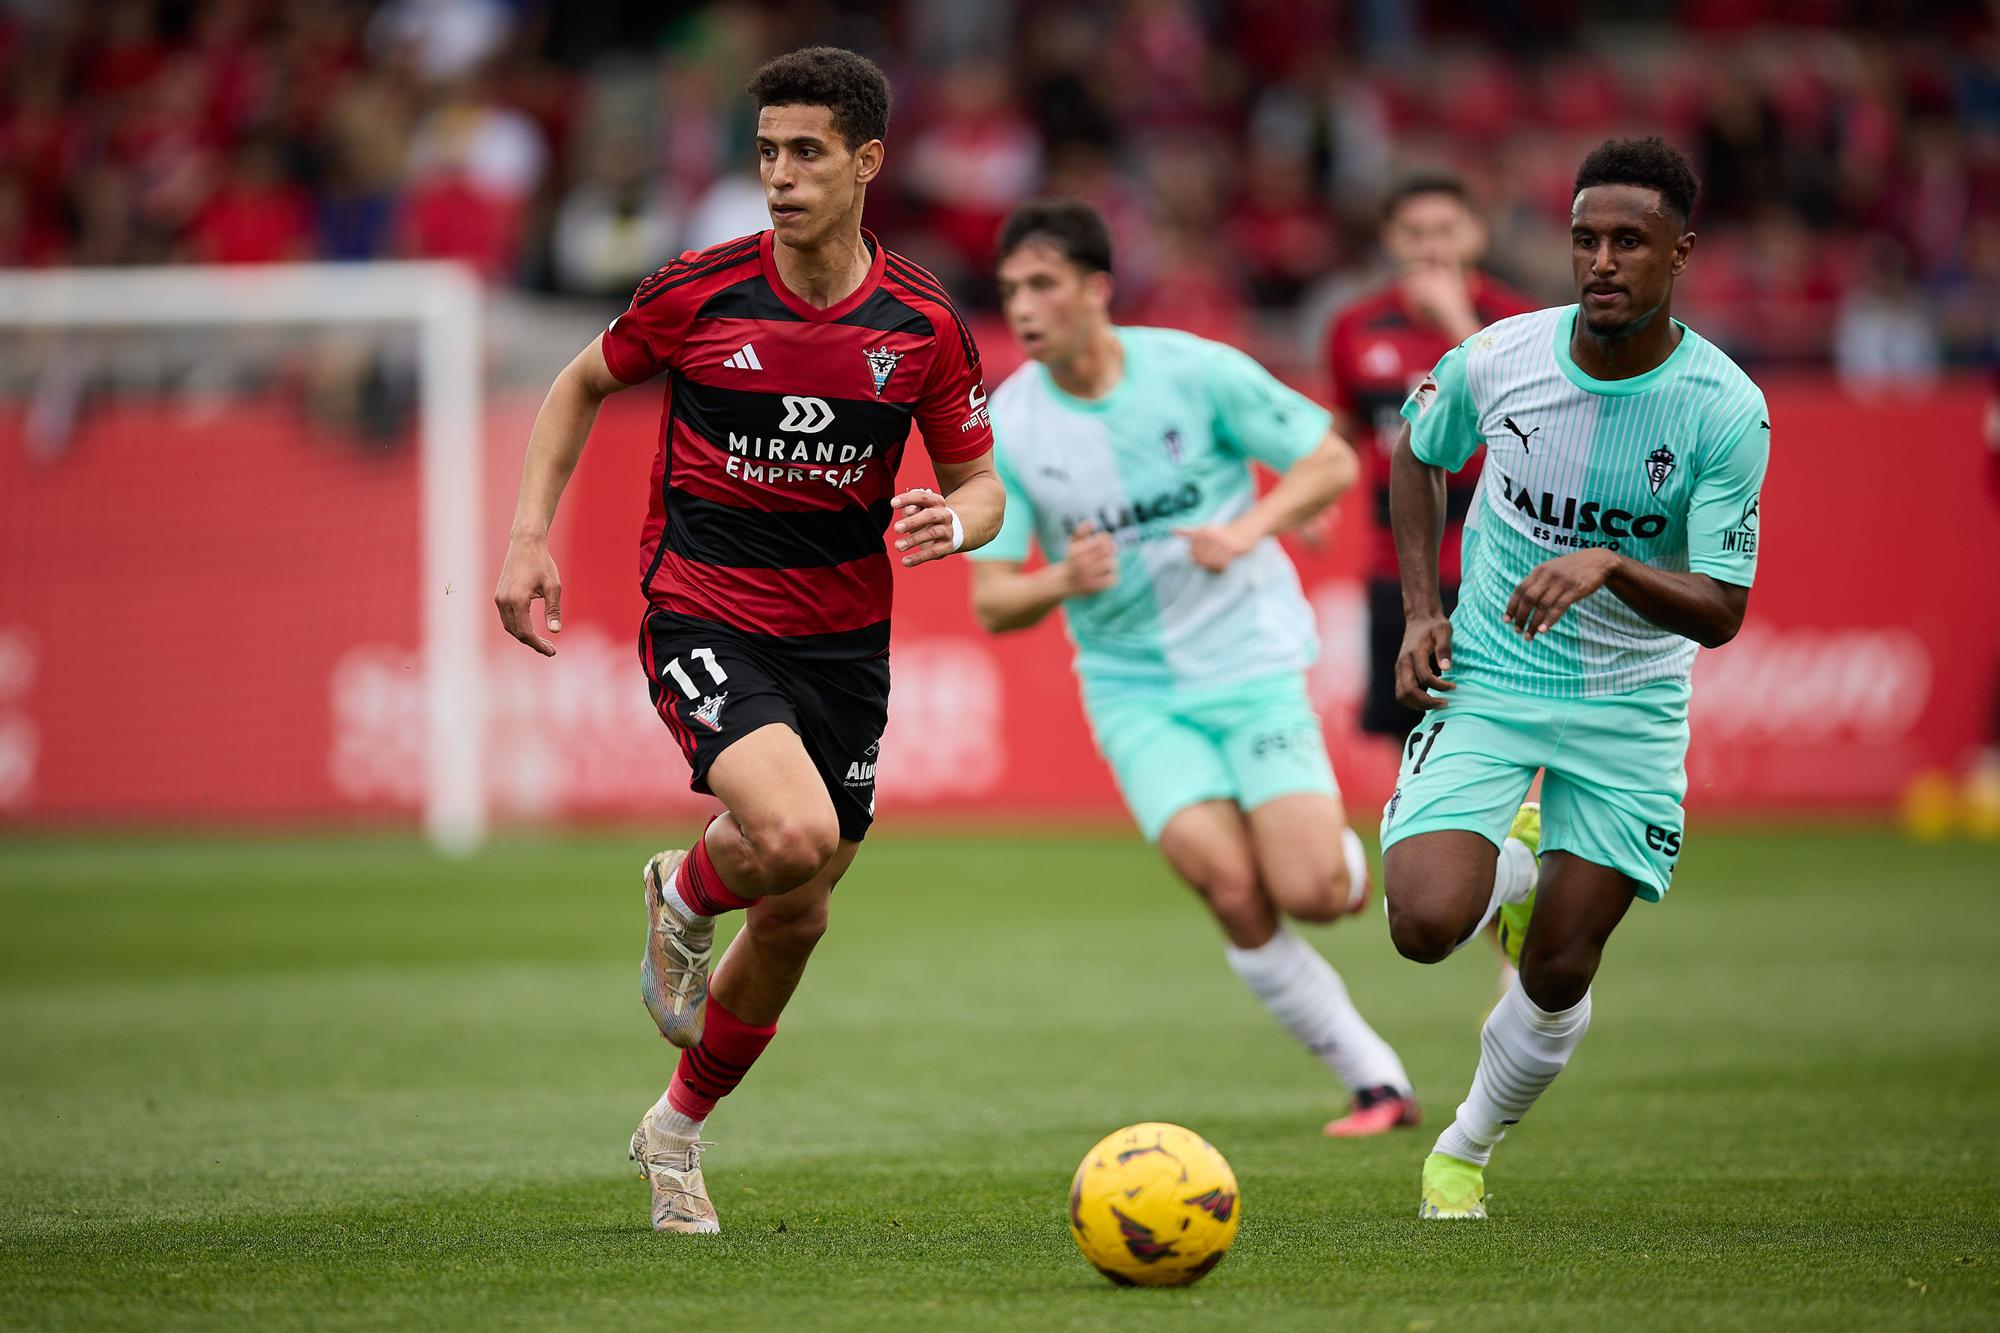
[1205, 340, 1332, 470]
[1401, 344, 1480, 472]
[1686, 404, 1770, 587]
[914, 316, 994, 466]
[969, 440, 1037, 563]
[600, 261, 698, 385]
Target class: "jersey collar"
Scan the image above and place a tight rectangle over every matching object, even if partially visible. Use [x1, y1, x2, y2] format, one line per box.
[760, 227, 887, 323]
[1553, 304, 1695, 397]
[1034, 326, 1139, 415]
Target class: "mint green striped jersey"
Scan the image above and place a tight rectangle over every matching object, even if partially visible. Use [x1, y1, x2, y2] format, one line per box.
[1402, 305, 1769, 700]
[974, 326, 1330, 690]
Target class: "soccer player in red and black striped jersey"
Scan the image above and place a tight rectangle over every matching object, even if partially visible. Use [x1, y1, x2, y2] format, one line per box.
[493, 47, 1004, 1233]
[1323, 174, 1530, 739]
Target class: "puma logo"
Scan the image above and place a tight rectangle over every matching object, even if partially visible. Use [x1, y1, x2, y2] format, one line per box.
[1502, 416, 1540, 455]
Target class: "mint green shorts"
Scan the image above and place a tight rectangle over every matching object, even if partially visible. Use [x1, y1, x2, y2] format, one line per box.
[1377, 678, 1690, 901]
[1084, 673, 1339, 842]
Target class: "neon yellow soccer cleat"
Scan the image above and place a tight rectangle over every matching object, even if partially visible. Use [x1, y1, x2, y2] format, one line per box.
[1495, 803, 1541, 970]
[1418, 1151, 1488, 1220]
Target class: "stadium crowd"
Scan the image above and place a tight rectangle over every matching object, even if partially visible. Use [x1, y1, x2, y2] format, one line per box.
[1, 0, 1995, 378]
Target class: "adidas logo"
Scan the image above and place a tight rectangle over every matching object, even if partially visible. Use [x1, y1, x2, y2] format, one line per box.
[724, 342, 763, 371]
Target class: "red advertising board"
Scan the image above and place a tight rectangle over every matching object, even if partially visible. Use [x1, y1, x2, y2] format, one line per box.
[1, 377, 1993, 830]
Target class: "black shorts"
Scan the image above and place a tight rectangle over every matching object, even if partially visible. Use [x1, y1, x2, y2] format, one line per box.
[639, 609, 890, 842]
[1361, 577, 1460, 739]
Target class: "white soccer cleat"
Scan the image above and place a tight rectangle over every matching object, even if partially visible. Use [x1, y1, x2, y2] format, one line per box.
[630, 1108, 721, 1234]
[641, 850, 714, 1048]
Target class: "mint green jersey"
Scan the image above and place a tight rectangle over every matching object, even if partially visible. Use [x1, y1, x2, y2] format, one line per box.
[974, 326, 1331, 690]
[1403, 306, 1769, 700]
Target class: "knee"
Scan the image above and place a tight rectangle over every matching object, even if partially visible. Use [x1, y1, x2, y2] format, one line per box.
[1271, 862, 1352, 925]
[743, 813, 839, 888]
[1386, 895, 1457, 965]
[1520, 941, 1596, 1011]
[1197, 866, 1270, 937]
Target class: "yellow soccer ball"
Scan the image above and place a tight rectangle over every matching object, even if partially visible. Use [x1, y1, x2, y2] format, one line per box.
[1067, 1122, 1241, 1287]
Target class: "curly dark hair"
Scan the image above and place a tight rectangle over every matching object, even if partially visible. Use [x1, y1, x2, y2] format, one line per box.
[1574, 136, 1702, 226]
[746, 47, 891, 150]
[997, 198, 1114, 274]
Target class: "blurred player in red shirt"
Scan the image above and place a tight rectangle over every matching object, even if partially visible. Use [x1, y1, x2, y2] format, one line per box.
[1325, 174, 1530, 739]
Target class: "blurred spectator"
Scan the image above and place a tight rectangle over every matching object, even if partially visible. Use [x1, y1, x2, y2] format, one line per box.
[681, 170, 769, 254]
[369, 0, 510, 84]
[397, 165, 521, 281]
[1226, 144, 1340, 306]
[189, 138, 313, 264]
[1834, 238, 1942, 392]
[406, 76, 546, 202]
[905, 57, 1042, 277]
[551, 135, 679, 298]
[0, 0, 1993, 371]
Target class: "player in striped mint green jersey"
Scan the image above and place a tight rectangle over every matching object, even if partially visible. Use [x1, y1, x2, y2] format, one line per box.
[1380, 139, 1771, 1219]
[970, 200, 1423, 1138]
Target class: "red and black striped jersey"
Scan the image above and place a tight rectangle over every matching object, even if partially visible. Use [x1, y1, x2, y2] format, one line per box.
[601, 229, 993, 659]
[1325, 273, 1530, 582]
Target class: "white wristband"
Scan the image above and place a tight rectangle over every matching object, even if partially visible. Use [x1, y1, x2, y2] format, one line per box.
[947, 507, 964, 553]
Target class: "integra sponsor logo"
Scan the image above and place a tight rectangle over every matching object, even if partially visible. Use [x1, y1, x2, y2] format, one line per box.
[1061, 482, 1203, 539]
[1495, 471, 1669, 549]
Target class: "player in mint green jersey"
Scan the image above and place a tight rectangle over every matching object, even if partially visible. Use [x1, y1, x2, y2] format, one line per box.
[1380, 139, 1771, 1218]
[969, 200, 1421, 1138]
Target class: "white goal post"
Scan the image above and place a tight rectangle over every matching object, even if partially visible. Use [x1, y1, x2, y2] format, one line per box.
[0, 262, 488, 854]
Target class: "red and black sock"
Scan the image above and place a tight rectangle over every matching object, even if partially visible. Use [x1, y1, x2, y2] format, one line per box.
[675, 827, 754, 917]
[665, 990, 778, 1121]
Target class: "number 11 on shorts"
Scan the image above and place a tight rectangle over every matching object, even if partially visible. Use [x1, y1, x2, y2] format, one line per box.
[662, 648, 728, 699]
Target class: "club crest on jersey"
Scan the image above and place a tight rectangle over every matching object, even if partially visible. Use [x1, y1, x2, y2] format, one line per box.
[863, 345, 903, 396]
[1645, 445, 1677, 495]
[689, 693, 728, 732]
[1161, 428, 1184, 464]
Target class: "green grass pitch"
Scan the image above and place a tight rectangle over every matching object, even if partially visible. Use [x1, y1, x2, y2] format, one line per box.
[2, 826, 1997, 1330]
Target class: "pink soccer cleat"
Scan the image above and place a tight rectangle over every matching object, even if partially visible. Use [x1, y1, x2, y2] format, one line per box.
[1323, 1085, 1422, 1138]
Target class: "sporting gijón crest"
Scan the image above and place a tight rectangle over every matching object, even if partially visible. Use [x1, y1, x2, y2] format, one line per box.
[1644, 445, 1676, 495]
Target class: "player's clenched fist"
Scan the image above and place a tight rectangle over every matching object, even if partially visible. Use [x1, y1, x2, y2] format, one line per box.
[891, 487, 962, 568]
[1394, 610, 1455, 711]
[1176, 521, 1256, 573]
[495, 536, 563, 656]
[1061, 520, 1119, 597]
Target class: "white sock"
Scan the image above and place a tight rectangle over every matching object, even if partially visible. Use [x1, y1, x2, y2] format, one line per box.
[648, 1089, 705, 1139]
[1340, 828, 1370, 913]
[1432, 978, 1591, 1166]
[1454, 836, 1537, 954]
[1225, 928, 1411, 1094]
[662, 855, 701, 920]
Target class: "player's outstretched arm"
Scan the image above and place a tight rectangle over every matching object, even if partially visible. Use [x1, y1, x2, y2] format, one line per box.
[1388, 421, 1455, 710]
[891, 451, 1005, 568]
[1504, 552, 1749, 648]
[495, 337, 628, 656]
[970, 521, 1118, 634]
[1178, 429, 1358, 572]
